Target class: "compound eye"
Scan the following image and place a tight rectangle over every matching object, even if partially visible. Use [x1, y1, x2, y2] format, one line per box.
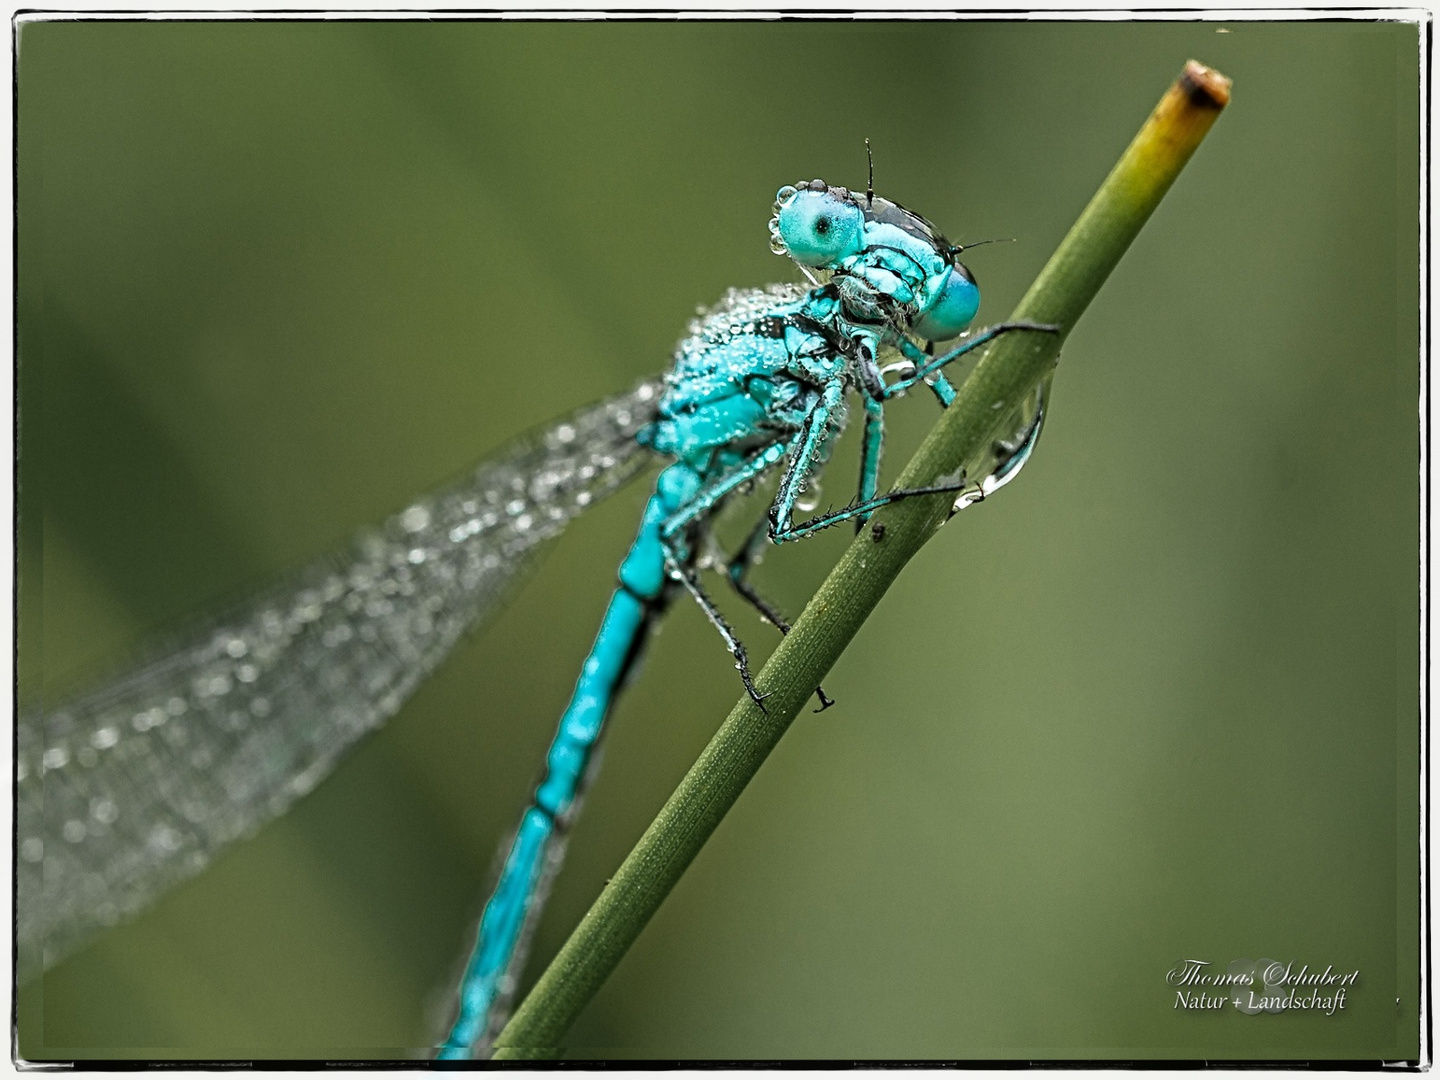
[912, 264, 980, 342]
[774, 190, 864, 267]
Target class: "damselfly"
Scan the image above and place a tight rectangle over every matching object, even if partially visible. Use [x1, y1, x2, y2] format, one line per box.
[20, 176, 1054, 1058]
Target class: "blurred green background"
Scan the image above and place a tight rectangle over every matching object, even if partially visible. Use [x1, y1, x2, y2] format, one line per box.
[16, 19, 1420, 1062]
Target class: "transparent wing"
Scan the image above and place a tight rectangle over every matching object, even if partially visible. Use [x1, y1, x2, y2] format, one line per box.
[18, 380, 663, 977]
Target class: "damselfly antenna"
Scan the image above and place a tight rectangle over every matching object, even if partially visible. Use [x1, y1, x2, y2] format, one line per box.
[951, 237, 1015, 255]
[864, 138, 874, 209]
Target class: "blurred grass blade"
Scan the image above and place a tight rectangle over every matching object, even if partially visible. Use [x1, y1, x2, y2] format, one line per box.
[491, 60, 1232, 1060]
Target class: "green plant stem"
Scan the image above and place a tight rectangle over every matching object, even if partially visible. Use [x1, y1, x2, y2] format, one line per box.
[491, 60, 1231, 1059]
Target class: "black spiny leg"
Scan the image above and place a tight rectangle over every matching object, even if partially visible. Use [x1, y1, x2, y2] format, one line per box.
[723, 516, 836, 713]
[771, 476, 973, 543]
[665, 544, 769, 713]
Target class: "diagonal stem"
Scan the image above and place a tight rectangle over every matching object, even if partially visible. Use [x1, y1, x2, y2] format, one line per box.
[491, 60, 1232, 1060]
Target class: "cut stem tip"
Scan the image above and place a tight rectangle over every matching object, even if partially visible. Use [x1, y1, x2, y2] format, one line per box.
[1180, 59, 1233, 110]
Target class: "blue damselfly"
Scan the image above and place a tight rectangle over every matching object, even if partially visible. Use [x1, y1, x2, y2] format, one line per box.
[22, 171, 1051, 1058]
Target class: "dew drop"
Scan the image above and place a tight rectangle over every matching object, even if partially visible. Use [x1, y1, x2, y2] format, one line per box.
[148, 824, 182, 852]
[400, 505, 432, 533]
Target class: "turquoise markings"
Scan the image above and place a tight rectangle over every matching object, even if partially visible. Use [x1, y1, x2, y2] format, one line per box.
[439, 179, 1057, 1057]
[22, 176, 1056, 1059]
[439, 462, 696, 1055]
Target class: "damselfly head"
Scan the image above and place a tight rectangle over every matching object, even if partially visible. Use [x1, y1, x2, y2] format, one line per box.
[768, 179, 982, 342]
[768, 179, 954, 269]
